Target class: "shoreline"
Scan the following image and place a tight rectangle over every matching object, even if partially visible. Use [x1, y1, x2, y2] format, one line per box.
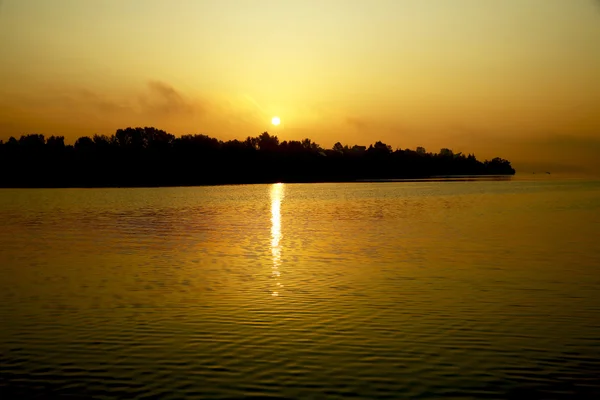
[0, 174, 517, 189]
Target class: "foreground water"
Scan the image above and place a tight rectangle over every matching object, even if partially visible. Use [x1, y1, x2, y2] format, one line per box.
[1, 178, 599, 399]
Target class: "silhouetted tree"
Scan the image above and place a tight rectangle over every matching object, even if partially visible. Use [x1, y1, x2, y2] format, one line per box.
[74, 136, 95, 152]
[0, 127, 515, 187]
[439, 148, 454, 157]
[93, 134, 112, 148]
[46, 135, 66, 150]
[19, 134, 45, 149]
[257, 132, 279, 151]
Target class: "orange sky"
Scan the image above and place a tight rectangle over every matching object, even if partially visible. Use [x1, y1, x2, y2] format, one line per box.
[1, 0, 599, 174]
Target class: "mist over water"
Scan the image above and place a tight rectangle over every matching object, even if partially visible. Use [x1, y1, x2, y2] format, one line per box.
[1, 178, 600, 399]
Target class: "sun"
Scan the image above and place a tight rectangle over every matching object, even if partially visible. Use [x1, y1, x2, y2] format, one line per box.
[271, 116, 281, 126]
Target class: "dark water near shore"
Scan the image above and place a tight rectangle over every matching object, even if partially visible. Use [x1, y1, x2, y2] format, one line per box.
[1, 178, 600, 399]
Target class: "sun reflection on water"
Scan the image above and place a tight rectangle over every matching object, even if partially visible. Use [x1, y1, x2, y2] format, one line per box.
[270, 183, 284, 296]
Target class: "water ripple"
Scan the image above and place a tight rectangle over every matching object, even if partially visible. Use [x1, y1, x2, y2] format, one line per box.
[1, 181, 600, 398]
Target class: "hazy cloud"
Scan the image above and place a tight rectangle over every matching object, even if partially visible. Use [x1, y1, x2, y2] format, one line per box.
[0, 80, 212, 138]
[475, 132, 600, 175]
[536, 134, 600, 150]
[345, 116, 369, 129]
[74, 89, 131, 114]
[139, 81, 197, 116]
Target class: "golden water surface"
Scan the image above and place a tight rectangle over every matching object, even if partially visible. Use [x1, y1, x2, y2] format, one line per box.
[1, 178, 600, 399]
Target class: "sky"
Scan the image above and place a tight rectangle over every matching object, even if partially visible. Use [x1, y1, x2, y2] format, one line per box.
[0, 0, 599, 174]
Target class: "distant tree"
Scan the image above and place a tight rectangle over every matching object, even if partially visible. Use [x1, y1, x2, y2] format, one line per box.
[178, 134, 220, 151]
[93, 134, 112, 148]
[484, 157, 515, 174]
[257, 132, 279, 151]
[74, 136, 95, 152]
[282, 140, 302, 153]
[222, 139, 246, 152]
[46, 135, 66, 150]
[439, 148, 454, 157]
[19, 134, 45, 149]
[115, 128, 133, 148]
[148, 129, 175, 149]
[244, 136, 259, 150]
[301, 138, 320, 151]
[6, 137, 18, 149]
[0, 126, 516, 188]
[373, 141, 392, 153]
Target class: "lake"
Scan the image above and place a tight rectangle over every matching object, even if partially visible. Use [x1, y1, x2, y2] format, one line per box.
[1, 178, 599, 399]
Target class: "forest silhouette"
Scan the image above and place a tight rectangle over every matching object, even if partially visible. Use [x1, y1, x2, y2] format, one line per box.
[0, 127, 515, 188]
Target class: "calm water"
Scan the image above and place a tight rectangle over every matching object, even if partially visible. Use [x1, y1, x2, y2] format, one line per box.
[1, 178, 600, 399]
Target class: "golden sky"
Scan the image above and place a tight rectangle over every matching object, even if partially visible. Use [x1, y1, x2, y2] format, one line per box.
[1, 0, 599, 174]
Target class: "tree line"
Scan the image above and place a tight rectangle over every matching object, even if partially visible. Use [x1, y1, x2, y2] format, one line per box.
[0, 127, 515, 187]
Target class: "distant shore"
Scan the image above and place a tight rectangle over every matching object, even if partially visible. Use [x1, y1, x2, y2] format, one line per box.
[0, 175, 518, 189]
[0, 127, 516, 188]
